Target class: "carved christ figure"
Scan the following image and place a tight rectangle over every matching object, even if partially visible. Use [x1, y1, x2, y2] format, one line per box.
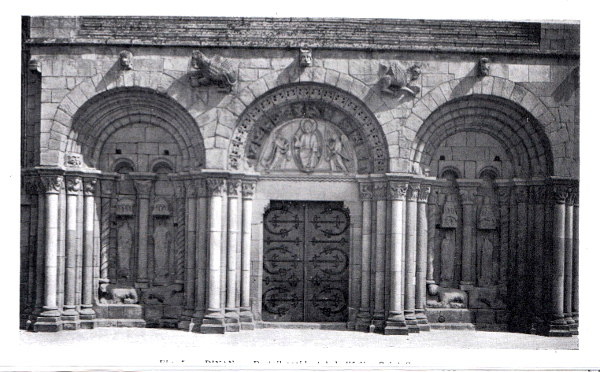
[153, 219, 172, 284]
[294, 119, 321, 171]
[117, 221, 132, 279]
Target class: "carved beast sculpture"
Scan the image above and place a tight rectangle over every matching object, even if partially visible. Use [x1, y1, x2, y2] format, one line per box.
[379, 63, 421, 96]
[190, 50, 237, 91]
[98, 280, 139, 304]
[141, 283, 184, 305]
[426, 283, 468, 308]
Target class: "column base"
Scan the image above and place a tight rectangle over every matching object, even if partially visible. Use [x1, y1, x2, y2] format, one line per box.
[239, 309, 255, 331]
[547, 318, 572, 337]
[571, 313, 579, 335]
[372, 311, 386, 333]
[178, 309, 194, 330]
[415, 310, 430, 332]
[225, 309, 240, 332]
[384, 312, 409, 335]
[404, 314, 420, 333]
[199, 311, 226, 334]
[355, 309, 372, 332]
[79, 307, 96, 329]
[61, 311, 80, 331]
[33, 309, 63, 332]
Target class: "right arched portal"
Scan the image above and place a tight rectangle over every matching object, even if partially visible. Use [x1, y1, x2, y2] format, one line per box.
[416, 95, 556, 333]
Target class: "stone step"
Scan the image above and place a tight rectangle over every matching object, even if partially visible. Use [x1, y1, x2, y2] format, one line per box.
[257, 322, 347, 330]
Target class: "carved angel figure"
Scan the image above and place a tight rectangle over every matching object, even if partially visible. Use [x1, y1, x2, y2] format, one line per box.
[190, 50, 237, 91]
[325, 132, 352, 173]
[262, 132, 291, 171]
[379, 62, 421, 96]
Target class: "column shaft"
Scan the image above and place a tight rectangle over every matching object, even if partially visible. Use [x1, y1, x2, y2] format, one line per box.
[240, 180, 256, 330]
[182, 180, 197, 324]
[384, 180, 408, 335]
[572, 189, 579, 334]
[403, 183, 419, 333]
[64, 177, 80, 323]
[133, 179, 152, 286]
[80, 178, 97, 326]
[459, 186, 477, 287]
[225, 180, 240, 332]
[373, 181, 387, 331]
[563, 200, 574, 327]
[415, 185, 430, 331]
[356, 182, 373, 332]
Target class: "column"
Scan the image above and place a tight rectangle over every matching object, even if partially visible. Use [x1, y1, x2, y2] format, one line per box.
[225, 179, 241, 332]
[384, 180, 409, 335]
[240, 180, 257, 330]
[34, 173, 63, 332]
[181, 179, 197, 327]
[356, 181, 373, 332]
[548, 183, 571, 336]
[495, 183, 511, 285]
[426, 186, 440, 286]
[99, 176, 117, 283]
[63, 175, 81, 330]
[372, 180, 387, 332]
[200, 177, 226, 334]
[571, 185, 579, 335]
[415, 184, 430, 331]
[563, 186, 575, 328]
[132, 177, 153, 288]
[458, 182, 478, 288]
[531, 184, 547, 332]
[513, 184, 529, 331]
[80, 177, 97, 328]
[403, 182, 420, 333]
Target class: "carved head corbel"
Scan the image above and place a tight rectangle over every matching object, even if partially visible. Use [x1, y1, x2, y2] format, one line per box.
[477, 57, 490, 77]
[299, 49, 313, 67]
[28, 59, 42, 73]
[119, 50, 134, 70]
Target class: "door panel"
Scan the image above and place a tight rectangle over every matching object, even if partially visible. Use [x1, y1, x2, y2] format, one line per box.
[262, 201, 349, 322]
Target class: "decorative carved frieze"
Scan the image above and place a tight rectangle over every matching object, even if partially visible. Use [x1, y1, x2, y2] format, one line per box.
[83, 178, 97, 196]
[379, 62, 421, 96]
[241, 181, 256, 198]
[418, 185, 431, 203]
[227, 179, 241, 197]
[359, 183, 373, 200]
[190, 50, 237, 92]
[299, 48, 313, 67]
[40, 175, 64, 194]
[477, 57, 490, 77]
[388, 181, 408, 200]
[119, 50, 133, 70]
[206, 178, 227, 197]
[66, 176, 82, 194]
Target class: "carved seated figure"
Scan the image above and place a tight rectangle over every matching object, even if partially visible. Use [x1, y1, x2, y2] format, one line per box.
[98, 279, 139, 304]
[190, 50, 237, 91]
[379, 63, 421, 96]
[142, 283, 184, 306]
[426, 283, 468, 308]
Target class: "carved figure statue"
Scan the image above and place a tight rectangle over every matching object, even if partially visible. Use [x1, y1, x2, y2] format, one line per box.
[262, 131, 291, 171]
[119, 50, 133, 70]
[98, 279, 139, 304]
[299, 49, 313, 67]
[478, 57, 490, 77]
[117, 221, 132, 279]
[426, 283, 468, 308]
[142, 283, 184, 305]
[441, 194, 459, 228]
[379, 63, 421, 96]
[325, 133, 351, 173]
[153, 219, 172, 284]
[190, 50, 237, 91]
[478, 196, 497, 230]
[293, 118, 322, 171]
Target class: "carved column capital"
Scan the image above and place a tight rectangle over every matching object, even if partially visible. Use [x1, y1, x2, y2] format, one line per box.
[428, 186, 441, 205]
[242, 180, 257, 199]
[496, 186, 511, 205]
[100, 177, 116, 196]
[529, 185, 547, 205]
[195, 179, 207, 198]
[373, 182, 388, 200]
[407, 183, 421, 202]
[184, 179, 197, 198]
[387, 181, 408, 201]
[65, 176, 82, 195]
[359, 183, 373, 200]
[418, 185, 431, 203]
[133, 179, 153, 197]
[83, 178, 97, 196]
[227, 179, 241, 197]
[513, 185, 529, 204]
[550, 185, 570, 204]
[459, 187, 477, 205]
[40, 174, 64, 194]
[206, 178, 227, 197]
[173, 181, 185, 199]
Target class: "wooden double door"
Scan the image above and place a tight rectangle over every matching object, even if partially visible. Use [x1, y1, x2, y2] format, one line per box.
[262, 201, 350, 322]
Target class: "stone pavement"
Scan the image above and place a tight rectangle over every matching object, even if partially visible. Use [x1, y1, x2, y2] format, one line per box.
[12, 327, 585, 370]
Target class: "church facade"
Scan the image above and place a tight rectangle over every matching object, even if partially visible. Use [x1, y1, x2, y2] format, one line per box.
[20, 17, 579, 336]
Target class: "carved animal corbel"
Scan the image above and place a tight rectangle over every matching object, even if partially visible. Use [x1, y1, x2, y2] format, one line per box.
[119, 50, 134, 70]
[98, 279, 139, 304]
[189, 50, 238, 92]
[426, 283, 468, 308]
[379, 62, 421, 97]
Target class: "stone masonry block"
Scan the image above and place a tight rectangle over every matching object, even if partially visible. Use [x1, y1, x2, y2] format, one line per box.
[528, 66, 551, 82]
[423, 74, 453, 87]
[429, 87, 447, 107]
[493, 64, 510, 79]
[405, 115, 423, 132]
[43, 77, 68, 90]
[324, 69, 341, 87]
[508, 64, 528, 82]
[448, 62, 476, 78]
[481, 77, 494, 95]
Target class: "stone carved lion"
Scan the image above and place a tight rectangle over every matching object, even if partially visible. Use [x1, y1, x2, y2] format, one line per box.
[379, 63, 421, 96]
[426, 283, 468, 308]
[190, 50, 237, 91]
[142, 283, 184, 305]
[98, 279, 139, 304]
